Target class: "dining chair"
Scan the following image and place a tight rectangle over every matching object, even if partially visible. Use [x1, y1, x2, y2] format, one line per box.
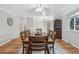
[26, 30, 31, 35]
[28, 36, 49, 54]
[20, 31, 29, 54]
[49, 31, 56, 54]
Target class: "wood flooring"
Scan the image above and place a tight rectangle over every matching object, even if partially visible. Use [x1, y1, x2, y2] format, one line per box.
[0, 37, 79, 54]
[55, 39, 79, 54]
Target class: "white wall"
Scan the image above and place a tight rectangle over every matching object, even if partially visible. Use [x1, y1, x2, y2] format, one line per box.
[25, 16, 54, 33]
[26, 16, 44, 32]
[0, 9, 21, 44]
[33, 17, 43, 32]
[62, 11, 79, 48]
[26, 17, 33, 32]
[21, 17, 27, 31]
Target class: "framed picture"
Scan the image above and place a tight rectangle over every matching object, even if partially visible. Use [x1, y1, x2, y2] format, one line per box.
[7, 17, 13, 26]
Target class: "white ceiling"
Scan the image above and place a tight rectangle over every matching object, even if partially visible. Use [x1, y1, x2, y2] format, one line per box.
[0, 4, 79, 18]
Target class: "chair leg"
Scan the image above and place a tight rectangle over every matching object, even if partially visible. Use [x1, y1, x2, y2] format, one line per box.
[26, 48, 27, 54]
[23, 47, 24, 54]
[45, 48, 47, 54]
[45, 45, 47, 54]
[50, 44, 54, 54]
[29, 49, 32, 54]
[53, 45, 54, 54]
[28, 46, 32, 54]
[46, 45, 50, 54]
[27, 47, 29, 54]
[30, 49, 32, 54]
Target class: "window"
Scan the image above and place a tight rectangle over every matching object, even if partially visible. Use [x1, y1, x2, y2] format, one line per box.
[70, 17, 74, 30]
[69, 15, 79, 31]
[75, 16, 79, 30]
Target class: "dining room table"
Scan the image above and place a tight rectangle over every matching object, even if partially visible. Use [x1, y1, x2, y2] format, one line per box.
[23, 32, 54, 44]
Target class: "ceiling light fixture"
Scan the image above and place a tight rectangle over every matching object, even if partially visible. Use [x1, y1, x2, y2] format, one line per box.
[34, 4, 48, 15]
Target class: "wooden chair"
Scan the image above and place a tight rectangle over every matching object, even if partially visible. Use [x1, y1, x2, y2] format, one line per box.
[20, 31, 29, 54]
[26, 30, 31, 35]
[49, 31, 56, 54]
[28, 36, 49, 54]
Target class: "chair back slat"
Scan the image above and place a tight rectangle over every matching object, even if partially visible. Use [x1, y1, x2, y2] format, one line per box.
[47, 30, 56, 43]
[20, 31, 27, 40]
[29, 36, 48, 43]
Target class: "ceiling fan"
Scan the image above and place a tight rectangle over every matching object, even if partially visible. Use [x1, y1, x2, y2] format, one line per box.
[34, 4, 48, 12]
[31, 4, 48, 15]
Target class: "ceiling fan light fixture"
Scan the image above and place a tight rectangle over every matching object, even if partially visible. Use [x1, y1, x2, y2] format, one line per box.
[42, 11, 46, 16]
[35, 7, 44, 12]
[34, 4, 48, 12]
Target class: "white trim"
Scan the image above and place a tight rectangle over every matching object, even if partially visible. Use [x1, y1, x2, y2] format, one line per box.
[63, 8, 79, 17]
[68, 30, 79, 32]
[71, 43, 79, 48]
[0, 39, 14, 46]
[74, 17, 76, 30]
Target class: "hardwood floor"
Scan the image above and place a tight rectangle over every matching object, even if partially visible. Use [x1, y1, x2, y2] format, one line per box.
[0, 37, 79, 54]
[55, 39, 79, 54]
[0, 37, 22, 54]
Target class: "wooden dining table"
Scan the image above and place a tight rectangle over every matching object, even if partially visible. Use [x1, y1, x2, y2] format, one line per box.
[23, 32, 54, 44]
[29, 32, 47, 37]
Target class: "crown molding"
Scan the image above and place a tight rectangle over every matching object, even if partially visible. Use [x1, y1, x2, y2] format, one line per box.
[62, 8, 79, 17]
[0, 8, 17, 16]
